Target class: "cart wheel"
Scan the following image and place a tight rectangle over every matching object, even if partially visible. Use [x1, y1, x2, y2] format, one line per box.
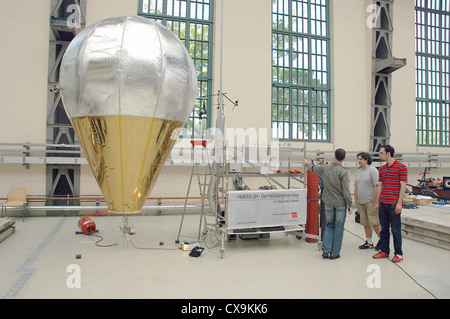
[295, 235, 302, 240]
[317, 242, 322, 251]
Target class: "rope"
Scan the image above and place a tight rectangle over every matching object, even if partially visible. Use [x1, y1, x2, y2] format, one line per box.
[128, 237, 181, 251]
[92, 233, 117, 248]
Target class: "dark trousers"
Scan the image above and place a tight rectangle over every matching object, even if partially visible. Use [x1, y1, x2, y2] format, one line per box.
[379, 203, 403, 256]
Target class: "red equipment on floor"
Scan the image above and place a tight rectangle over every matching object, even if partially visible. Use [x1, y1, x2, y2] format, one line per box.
[78, 217, 96, 235]
[306, 169, 319, 243]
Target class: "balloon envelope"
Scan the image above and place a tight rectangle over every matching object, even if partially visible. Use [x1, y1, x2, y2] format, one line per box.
[59, 16, 197, 214]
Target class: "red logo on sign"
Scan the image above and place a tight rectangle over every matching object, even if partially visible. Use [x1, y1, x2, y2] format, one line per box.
[291, 212, 298, 218]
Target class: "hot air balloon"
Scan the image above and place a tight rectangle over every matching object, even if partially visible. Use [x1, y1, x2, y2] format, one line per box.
[59, 16, 197, 215]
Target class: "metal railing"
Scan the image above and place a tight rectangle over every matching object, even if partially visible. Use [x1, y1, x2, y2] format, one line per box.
[1, 142, 450, 168]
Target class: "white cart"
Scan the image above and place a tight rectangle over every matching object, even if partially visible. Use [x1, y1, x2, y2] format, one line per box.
[219, 188, 307, 258]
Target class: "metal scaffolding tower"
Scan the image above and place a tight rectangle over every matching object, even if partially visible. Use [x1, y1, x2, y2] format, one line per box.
[47, 0, 86, 205]
[370, 0, 406, 153]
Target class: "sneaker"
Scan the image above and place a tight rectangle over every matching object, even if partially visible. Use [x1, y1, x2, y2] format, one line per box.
[329, 254, 340, 260]
[391, 254, 403, 263]
[372, 251, 389, 259]
[322, 252, 329, 258]
[359, 241, 374, 249]
[375, 240, 381, 251]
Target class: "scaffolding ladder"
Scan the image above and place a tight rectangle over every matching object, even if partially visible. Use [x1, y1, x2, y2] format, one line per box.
[176, 141, 212, 241]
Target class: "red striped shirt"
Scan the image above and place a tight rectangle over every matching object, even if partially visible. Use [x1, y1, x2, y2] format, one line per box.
[379, 160, 408, 205]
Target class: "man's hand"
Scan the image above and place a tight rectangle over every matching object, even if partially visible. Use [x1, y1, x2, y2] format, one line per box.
[395, 203, 402, 214]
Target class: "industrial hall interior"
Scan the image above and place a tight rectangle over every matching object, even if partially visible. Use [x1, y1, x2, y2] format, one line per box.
[1, 0, 450, 300]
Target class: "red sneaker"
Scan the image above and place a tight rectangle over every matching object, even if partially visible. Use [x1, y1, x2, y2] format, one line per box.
[372, 251, 389, 259]
[391, 254, 403, 263]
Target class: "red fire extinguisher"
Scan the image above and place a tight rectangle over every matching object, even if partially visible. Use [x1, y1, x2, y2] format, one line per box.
[78, 217, 96, 235]
[306, 169, 319, 243]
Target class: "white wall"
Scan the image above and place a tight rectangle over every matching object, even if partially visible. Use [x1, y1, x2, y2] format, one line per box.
[86, 0, 138, 25]
[0, 0, 50, 196]
[329, 0, 372, 152]
[213, 0, 272, 142]
[390, 0, 418, 153]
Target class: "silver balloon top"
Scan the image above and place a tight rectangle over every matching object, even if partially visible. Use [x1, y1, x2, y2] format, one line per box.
[59, 16, 197, 123]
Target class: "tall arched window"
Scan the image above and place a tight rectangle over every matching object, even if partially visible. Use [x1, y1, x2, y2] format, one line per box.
[272, 0, 331, 141]
[415, 0, 450, 146]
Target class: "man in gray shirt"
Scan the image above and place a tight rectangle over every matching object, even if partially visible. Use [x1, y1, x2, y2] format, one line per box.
[354, 152, 381, 250]
[303, 148, 352, 260]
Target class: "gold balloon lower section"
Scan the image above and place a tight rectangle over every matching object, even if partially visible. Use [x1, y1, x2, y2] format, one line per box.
[71, 116, 183, 214]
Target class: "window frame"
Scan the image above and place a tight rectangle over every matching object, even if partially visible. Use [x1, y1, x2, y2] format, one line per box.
[415, 0, 450, 147]
[272, 0, 331, 142]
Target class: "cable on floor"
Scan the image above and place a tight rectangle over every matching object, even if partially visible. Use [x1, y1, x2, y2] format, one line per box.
[92, 233, 117, 248]
[344, 227, 438, 299]
[128, 237, 181, 251]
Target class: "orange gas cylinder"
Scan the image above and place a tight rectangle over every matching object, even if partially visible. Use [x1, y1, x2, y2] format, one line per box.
[306, 169, 319, 243]
[78, 217, 96, 235]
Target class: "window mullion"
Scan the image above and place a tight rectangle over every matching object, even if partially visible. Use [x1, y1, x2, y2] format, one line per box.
[307, 1, 312, 140]
[162, 0, 167, 15]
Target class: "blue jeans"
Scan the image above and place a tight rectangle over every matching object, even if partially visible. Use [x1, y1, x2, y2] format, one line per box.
[378, 203, 403, 256]
[323, 205, 347, 257]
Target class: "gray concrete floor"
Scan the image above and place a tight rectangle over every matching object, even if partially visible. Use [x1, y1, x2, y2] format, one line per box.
[1, 206, 449, 299]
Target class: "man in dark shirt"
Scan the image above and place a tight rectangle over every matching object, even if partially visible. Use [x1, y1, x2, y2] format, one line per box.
[372, 145, 407, 263]
[303, 148, 352, 260]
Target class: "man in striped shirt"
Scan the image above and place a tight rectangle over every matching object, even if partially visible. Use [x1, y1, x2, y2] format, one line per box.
[373, 145, 407, 263]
